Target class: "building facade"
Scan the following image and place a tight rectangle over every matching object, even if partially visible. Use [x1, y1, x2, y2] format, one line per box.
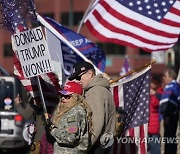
[0, 0, 178, 79]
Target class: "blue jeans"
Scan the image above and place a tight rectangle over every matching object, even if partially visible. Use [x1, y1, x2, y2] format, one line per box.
[148, 134, 161, 154]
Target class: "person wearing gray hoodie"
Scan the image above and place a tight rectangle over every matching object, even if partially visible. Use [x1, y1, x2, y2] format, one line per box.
[69, 61, 116, 154]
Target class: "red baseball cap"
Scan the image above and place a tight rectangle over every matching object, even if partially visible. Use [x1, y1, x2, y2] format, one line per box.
[58, 81, 83, 95]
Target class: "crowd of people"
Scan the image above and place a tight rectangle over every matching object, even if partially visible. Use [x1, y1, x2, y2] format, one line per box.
[15, 61, 116, 154]
[148, 68, 180, 154]
[15, 61, 180, 154]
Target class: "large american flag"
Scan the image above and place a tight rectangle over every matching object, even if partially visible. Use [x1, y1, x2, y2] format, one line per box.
[84, 0, 180, 52]
[110, 66, 151, 154]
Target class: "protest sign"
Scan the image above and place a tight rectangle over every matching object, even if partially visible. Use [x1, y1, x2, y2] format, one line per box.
[11, 26, 54, 78]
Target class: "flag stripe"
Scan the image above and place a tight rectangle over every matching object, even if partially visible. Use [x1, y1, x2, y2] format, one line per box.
[166, 7, 180, 22]
[118, 85, 124, 108]
[161, 18, 180, 27]
[113, 86, 120, 108]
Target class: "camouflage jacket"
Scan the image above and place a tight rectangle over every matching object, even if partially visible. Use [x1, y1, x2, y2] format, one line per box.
[51, 105, 89, 154]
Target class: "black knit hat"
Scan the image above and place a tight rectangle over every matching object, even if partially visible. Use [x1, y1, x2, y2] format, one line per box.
[68, 61, 94, 80]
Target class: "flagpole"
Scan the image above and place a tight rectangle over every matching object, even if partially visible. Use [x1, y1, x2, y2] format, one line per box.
[29, 0, 48, 121]
[36, 76, 48, 120]
[109, 59, 156, 84]
[77, 0, 96, 33]
[176, 68, 180, 83]
[36, 13, 102, 75]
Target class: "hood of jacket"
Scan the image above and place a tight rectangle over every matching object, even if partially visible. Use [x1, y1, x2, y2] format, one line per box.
[84, 74, 110, 91]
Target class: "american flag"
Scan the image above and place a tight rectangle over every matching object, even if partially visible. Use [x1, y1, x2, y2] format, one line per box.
[84, 0, 180, 52]
[0, 0, 31, 32]
[110, 66, 151, 154]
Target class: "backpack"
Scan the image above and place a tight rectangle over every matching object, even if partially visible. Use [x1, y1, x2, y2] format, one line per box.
[115, 107, 127, 137]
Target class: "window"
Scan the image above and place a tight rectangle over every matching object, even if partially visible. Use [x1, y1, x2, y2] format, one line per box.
[61, 13, 69, 25]
[0, 78, 15, 110]
[97, 43, 126, 55]
[139, 49, 151, 56]
[42, 13, 54, 19]
[4, 44, 13, 57]
[61, 12, 84, 26]
[73, 12, 84, 25]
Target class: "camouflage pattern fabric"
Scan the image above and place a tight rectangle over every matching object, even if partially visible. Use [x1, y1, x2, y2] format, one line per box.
[51, 105, 89, 154]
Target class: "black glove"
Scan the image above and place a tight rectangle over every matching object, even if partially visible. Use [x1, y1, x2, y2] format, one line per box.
[45, 119, 52, 133]
[44, 119, 56, 143]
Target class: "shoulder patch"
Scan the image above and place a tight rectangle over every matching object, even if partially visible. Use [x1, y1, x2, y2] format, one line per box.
[67, 116, 76, 123]
[67, 126, 77, 133]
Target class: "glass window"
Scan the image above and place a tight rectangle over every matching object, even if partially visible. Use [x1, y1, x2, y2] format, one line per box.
[97, 43, 125, 55]
[61, 12, 84, 26]
[73, 12, 83, 25]
[4, 44, 13, 57]
[139, 49, 151, 56]
[61, 12, 69, 25]
[42, 13, 54, 19]
[0, 79, 14, 110]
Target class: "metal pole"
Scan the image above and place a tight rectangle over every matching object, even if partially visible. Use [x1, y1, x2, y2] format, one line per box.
[109, 59, 156, 84]
[69, 0, 73, 28]
[36, 76, 48, 120]
[77, 0, 96, 33]
[28, 0, 48, 120]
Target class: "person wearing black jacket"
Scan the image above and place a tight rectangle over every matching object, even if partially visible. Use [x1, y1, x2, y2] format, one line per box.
[160, 69, 180, 154]
[15, 94, 47, 154]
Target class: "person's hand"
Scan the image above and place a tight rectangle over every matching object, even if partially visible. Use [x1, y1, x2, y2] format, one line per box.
[45, 119, 56, 143]
[15, 94, 22, 106]
[45, 119, 56, 133]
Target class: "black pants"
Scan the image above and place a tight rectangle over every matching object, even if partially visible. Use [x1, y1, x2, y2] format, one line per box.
[87, 144, 112, 154]
[164, 113, 179, 154]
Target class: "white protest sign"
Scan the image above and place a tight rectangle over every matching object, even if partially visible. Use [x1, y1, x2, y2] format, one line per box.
[11, 26, 54, 78]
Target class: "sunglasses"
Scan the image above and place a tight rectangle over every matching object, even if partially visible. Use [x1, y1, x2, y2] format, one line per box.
[61, 95, 72, 100]
[75, 71, 87, 80]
